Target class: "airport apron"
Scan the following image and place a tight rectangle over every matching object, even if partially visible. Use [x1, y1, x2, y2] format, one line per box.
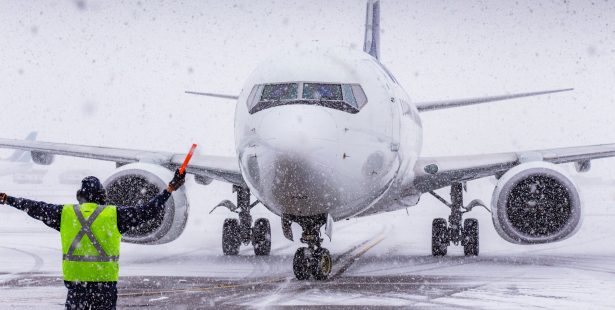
[61, 203, 121, 282]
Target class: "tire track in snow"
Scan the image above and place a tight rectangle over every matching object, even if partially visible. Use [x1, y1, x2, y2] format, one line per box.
[0, 246, 45, 284]
[116, 223, 389, 302]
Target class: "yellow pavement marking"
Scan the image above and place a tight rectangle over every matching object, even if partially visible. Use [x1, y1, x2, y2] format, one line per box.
[118, 232, 387, 298]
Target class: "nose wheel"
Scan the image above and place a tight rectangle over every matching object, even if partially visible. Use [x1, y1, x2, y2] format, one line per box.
[293, 247, 311, 280]
[312, 248, 332, 280]
[429, 183, 485, 257]
[214, 186, 271, 256]
[293, 247, 332, 281]
[287, 214, 331, 280]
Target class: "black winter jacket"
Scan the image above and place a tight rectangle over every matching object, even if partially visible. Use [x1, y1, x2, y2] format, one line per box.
[5, 190, 172, 234]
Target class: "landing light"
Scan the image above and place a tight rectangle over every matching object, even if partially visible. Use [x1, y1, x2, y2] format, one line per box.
[424, 164, 439, 174]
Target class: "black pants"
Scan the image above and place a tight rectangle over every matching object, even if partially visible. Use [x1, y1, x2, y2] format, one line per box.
[64, 281, 117, 310]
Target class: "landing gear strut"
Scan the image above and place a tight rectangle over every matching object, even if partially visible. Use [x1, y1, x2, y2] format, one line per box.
[430, 183, 484, 257]
[287, 214, 332, 280]
[214, 185, 271, 256]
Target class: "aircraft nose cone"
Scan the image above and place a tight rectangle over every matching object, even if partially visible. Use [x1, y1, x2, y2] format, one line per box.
[241, 106, 341, 216]
[257, 106, 339, 155]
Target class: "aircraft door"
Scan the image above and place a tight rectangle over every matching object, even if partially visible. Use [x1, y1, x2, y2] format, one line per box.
[390, 96, 401, 152]
[363, 59, 402, 152]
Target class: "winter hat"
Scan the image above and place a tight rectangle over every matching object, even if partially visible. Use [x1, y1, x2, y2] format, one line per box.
[76, 176, 107, 204]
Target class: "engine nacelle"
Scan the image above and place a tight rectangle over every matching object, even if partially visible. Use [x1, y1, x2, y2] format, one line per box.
[31, 151, 54, 165]
[103, 163, 189, 244]
[491, 161, 582, 244]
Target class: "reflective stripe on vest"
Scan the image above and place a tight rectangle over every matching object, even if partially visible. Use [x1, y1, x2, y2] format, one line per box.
[61, 203, 121, 282]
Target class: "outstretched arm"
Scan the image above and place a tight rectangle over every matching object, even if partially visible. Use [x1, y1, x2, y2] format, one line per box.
[116, 190, 171, 234]
[0, 193, 63, 231]
[116, 169, 186, 234]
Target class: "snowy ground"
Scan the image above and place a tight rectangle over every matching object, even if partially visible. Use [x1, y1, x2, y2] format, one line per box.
[1, 165, 615, 309]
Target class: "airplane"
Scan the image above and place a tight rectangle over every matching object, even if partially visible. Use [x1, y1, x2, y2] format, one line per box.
[1, 0, 614, 280]
[0, 132, 48, 183]
[0, 132, 93, 184]
[0, 132, 37, 175]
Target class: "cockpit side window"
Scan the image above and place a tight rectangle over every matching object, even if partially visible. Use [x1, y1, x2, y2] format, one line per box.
[341, 85, 356, 107]
[247, 85, 261, 108]
[350, 85, 367, 109]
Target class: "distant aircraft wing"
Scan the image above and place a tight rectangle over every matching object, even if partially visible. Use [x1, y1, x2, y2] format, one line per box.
[415, 88, 573, 112]
[413, 143, 615, 193]
[5, 131, 37, 162]
[0, 138, 245, 186]
[185, 91, 239, 100]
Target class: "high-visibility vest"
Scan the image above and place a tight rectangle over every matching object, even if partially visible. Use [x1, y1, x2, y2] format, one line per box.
[60, 203, 122, 282]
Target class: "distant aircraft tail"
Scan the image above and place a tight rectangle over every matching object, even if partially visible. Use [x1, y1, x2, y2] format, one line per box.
[363, 0, 381, 60]
[5, 131, 37, 162]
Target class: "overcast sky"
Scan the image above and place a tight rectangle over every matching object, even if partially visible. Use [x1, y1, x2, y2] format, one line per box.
[1, 0, 614, 175]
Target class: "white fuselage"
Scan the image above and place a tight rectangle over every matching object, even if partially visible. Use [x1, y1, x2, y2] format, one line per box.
[234, 48, 422, 220]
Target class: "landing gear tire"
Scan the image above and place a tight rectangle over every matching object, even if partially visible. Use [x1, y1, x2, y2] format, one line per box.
[222, 218, 241, 256]
[312, 248, 332, 280]
[293, 247, 311, 280]
[463, 218, 479, 256]
[432, 218, 448, 256]
[288, 214, 330, 280]
[252, 218, 271, 256]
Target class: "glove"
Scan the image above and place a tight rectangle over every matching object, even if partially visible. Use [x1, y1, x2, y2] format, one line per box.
[0, 193, 7, 204]
[167, 169, 186, 192]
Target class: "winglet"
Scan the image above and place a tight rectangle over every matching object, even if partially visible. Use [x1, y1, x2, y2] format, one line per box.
[363, 0, 381, 60]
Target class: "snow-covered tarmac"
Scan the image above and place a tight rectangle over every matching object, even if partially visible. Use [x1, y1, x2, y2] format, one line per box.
[1, 168, 615, 309]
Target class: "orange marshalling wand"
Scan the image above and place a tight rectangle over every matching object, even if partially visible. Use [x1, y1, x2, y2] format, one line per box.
[179, 144, 198, 174]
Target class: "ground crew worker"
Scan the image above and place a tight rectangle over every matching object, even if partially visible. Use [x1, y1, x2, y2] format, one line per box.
[0, 168, 186, 310]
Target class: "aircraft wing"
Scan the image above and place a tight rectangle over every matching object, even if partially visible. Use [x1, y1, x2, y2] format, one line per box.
[185, 91, 239, 100]
[413, 143, 615, 192]
[0, 138, 245, 186]
[414, 88, 573, 112]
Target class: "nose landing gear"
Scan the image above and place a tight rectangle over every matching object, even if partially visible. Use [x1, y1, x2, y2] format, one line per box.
[212, 185, 271, 256]
[429, 183, 486, 257]
[287, 214, 332, 280]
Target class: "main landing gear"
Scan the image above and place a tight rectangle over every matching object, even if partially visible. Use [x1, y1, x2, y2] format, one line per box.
[429, 183, 486, 257]
[285, 214, 332, 281]
[212, 185, 271, 256]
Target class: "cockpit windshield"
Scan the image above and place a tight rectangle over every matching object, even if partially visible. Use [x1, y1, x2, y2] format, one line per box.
[302, 83, 343, 100]
[260, 83, 298, 101]
[247, 82, 367, 114]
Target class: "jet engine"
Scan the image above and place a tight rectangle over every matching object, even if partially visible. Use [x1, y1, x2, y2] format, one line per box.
[103, 163, 189, 244]
[491, 161, 582, 244]
[31, 151, 54, 165]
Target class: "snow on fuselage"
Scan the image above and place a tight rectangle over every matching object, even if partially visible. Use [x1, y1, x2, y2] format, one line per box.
[234, 47, 422, 220]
